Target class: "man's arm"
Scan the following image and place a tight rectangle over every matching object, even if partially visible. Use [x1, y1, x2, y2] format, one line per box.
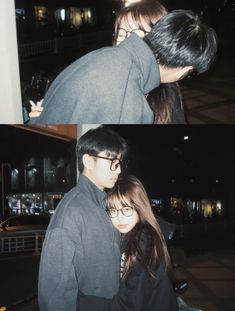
[38, 228, 80, 311]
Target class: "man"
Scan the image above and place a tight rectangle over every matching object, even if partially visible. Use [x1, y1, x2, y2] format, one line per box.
[38, 126, 128, 310]
[31, 10, 217, 124]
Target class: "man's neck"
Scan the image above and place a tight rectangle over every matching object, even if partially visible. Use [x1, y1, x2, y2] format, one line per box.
[82, 171, 104, 191]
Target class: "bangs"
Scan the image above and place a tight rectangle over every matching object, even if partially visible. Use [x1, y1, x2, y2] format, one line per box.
[128, 11, 144, 29]
[107, 190, 133, 210]
[115, 10, 149, 37]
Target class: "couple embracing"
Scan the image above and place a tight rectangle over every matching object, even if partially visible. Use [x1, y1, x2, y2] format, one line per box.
[38, 126, 179, 311]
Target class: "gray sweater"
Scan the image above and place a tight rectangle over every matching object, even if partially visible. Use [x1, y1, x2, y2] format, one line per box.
[38, 175, 120, 311]
[30, 34, 160, 124]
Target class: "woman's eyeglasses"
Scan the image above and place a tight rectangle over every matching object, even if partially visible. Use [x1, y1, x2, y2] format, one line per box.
[107, 206, 134, 218]
[116, 28, 149, 42]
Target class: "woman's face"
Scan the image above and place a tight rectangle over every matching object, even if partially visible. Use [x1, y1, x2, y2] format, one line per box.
[109, 203, 139, 234]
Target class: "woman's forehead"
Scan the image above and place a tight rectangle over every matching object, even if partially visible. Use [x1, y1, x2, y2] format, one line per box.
[108, 194, 132, 208]
[119, 13, 152, 32]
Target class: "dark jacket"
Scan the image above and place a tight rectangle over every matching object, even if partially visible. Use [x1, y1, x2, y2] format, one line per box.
[38, 175, 120, 311]
[77, 229, 179, 311]
[30, 34, 160, 124]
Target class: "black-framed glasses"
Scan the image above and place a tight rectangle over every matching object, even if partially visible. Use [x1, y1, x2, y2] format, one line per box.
[107, 206, 134, 218]
[116, 28, 149, 42]
[93, 155, 125, 171]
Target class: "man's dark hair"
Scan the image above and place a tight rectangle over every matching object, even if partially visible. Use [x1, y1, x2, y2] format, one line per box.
[144, 9, 218, 74]
[76, 126, 128, 173]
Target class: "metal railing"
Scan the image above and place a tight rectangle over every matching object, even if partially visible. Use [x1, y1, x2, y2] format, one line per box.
[18, 31, 111, 59]
[19, 39, 55, 58]
[0, 231, 45, 254]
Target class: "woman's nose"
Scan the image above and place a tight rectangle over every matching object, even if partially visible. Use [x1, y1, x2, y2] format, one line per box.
[117, 210, 124, 221]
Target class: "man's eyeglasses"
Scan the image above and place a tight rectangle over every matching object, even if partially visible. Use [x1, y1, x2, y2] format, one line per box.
[107, 206, 134, 218]
[93, 155, 126, 171]
[116, 28, 149, 42]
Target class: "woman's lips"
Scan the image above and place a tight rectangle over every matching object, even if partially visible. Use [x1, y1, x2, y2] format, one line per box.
[118, 224, 128, 229]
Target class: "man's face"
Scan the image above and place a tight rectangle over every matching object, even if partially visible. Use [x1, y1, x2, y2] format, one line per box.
[159, 66, 194, 83]
[86, 151, 122, 191]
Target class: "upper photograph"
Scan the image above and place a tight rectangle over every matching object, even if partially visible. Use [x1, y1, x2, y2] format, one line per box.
[1, 0, 235, 124]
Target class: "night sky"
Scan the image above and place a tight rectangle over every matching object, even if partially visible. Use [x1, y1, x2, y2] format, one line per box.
[108, 125, 235, 198]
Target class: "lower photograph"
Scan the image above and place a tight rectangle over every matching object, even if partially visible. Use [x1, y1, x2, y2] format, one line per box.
[0, 124, 235, 311]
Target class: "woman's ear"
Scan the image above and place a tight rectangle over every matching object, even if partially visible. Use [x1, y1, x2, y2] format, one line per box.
[82, 154, 94, 170]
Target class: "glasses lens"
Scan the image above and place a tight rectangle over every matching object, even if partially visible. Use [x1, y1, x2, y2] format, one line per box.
[117, 29, 127, 41]
[108, 208, 118, 218]
[122, 206, 133, 217]
[131, 29, 147, 38]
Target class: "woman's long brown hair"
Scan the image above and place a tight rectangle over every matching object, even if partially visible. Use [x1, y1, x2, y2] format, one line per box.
[106, 175, 171, 280]
[148, 83, 184, 124]
[114, 1, 184, 124]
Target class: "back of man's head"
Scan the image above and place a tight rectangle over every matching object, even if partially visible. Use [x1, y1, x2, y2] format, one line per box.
[144, 9, 218, 74]
[76, 126, 128, 173]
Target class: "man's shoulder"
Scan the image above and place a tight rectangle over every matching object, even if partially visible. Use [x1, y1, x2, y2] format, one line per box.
[59, 184, 97, 210]
[46, 190, 90, 235]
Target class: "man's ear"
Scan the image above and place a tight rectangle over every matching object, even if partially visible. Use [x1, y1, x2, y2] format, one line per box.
[82, 154, 94, 170]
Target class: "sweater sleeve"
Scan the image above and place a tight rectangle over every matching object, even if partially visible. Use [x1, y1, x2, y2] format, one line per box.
[38, 227, 82, 311]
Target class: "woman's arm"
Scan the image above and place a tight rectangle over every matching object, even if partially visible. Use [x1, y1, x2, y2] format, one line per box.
[77, 263, 151, 311]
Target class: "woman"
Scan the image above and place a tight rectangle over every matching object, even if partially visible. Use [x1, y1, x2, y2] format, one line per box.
[77, 175, 179, 311]
[114, 0, 186, 124]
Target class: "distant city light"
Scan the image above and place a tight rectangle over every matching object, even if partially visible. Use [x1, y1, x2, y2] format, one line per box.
[60, 9, 66, 21]
[87, 9, 91, 19]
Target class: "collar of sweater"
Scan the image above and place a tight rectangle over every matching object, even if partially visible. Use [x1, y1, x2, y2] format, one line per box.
[77, 174, 107, 209]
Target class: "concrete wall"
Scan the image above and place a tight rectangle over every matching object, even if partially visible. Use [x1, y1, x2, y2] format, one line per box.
[0, 0, 23, 123]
